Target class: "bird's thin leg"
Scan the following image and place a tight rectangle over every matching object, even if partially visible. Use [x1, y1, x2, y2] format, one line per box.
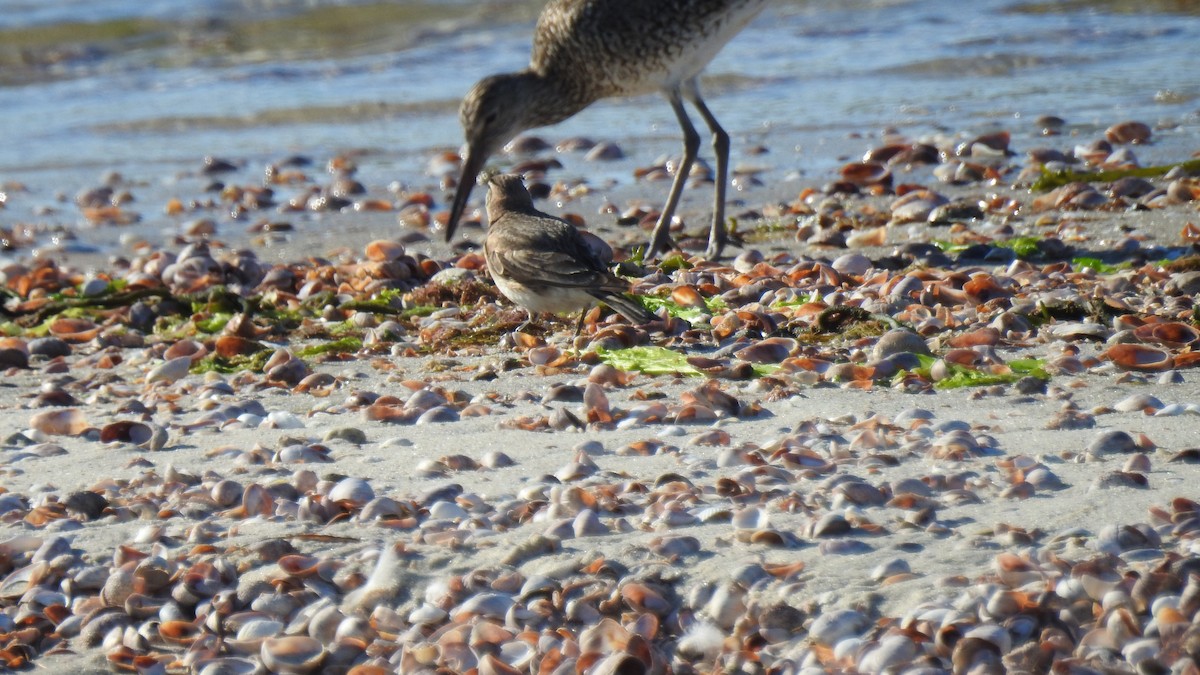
[683, 79, 731, 260]
[647, 88, 701, 261]
[573, 309, 586, 338]
[517, 309, 537, 334]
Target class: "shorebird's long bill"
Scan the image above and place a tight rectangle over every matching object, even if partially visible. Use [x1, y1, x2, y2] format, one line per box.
[443, 151, 486, 242]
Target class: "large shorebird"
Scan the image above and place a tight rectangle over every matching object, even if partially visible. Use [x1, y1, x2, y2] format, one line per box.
[443, 0, 767, 260]
[483, 174, 657, 332]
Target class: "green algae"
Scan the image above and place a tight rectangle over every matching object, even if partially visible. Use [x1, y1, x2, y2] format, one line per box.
[1031, 158, 1200, 192]
[896, 354, 1050, 390]
[595, 345, 779, 378]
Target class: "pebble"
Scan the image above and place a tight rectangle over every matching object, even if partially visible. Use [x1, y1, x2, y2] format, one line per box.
[27, 337, 71, 359]
[831, 253, 872, 276]
[1113, 393, 1163, 412]
[324, 427, 368, 444]
[428, 500, 469, 520]
[808, 608, 869, 645]
[264, 411, 305, 429]
[144, 355, 193, 384]
[3, 110, 1200, 675]
[872, 329, 931, 360]
[1086, 430, 1138, 455]
[1166, 271, 1200, 295]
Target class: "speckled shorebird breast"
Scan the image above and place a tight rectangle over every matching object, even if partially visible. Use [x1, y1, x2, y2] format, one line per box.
[531, 0, 768, 99]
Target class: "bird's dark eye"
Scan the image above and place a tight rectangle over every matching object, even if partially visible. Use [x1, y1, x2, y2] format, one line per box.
[484, 112, 498, 125]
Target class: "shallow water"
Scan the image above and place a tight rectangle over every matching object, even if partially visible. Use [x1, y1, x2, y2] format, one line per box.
[2, 0, 1199, 259]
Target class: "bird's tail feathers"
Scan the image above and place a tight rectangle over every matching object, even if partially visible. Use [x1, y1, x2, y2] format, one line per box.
[593, 292, 659, 325]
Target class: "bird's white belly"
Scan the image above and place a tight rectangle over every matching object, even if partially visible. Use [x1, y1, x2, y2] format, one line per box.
[492, 274, 596, 315]
[674, 4, 765, 82]
[619, 0, 768, 94]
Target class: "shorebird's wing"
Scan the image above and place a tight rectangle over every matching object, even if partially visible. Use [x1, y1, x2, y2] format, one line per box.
[486, 217, 613, 291]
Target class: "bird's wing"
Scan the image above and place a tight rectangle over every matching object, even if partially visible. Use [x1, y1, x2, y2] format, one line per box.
[486, 216, 618, 291]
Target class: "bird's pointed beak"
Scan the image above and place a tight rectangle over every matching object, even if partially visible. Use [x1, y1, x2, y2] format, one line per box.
[443, 149, 487, 242]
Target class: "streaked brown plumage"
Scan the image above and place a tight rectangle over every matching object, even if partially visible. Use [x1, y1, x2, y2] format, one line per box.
[444, 0, 767, 260]
[483, 174, 657, 332]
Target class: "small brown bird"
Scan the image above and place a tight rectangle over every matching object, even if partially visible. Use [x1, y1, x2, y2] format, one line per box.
[443, 0, 767, 260]
[483, 174, 657, 333]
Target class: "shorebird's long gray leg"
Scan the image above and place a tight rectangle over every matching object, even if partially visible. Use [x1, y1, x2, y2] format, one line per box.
[647, 88, 700, 260]
[683, 79, 730, 260]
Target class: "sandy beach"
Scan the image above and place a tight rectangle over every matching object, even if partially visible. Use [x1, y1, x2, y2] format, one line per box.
[4, 1, 1200, 673]
[4, 118, 1200, 672]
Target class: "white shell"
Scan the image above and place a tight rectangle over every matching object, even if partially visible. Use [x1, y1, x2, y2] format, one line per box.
[260, 635, 326, 674]
[731, 506, 769, 531]
[327, 477, 374, 506]
[808, 608, 869, 646]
